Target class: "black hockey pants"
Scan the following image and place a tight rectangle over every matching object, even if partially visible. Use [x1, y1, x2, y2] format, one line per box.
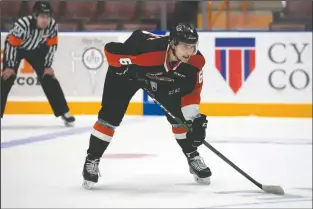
[97, 67, 186, 127]
[96, 67, 197, 154]
[1, 44, 69, 117]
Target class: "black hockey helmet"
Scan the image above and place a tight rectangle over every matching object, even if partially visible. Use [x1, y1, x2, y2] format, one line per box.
[32, 1, 53, 17]
[169, 23, 199, 46]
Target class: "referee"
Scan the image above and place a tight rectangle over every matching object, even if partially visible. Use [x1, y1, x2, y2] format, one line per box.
[1, 1, 75, 126]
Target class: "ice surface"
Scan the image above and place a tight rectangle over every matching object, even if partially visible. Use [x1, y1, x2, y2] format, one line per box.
[1, 115, 312, 208]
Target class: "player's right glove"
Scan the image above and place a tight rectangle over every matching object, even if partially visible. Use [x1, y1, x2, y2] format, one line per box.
[186, 114, 208, 147]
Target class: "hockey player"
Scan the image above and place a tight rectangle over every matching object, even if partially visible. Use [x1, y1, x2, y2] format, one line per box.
[82, 23, 211, 189]
[1, 1, 75, 126]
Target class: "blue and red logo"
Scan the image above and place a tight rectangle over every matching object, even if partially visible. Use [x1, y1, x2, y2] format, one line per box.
[215, 38, 256, 94]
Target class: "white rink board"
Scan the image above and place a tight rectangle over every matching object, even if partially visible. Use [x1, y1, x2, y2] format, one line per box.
[199, 32, 312, 104]
[1, 32, 143, 102]
[1, 31, 312, 104]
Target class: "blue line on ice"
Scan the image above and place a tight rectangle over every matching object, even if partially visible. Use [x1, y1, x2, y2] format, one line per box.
[1, 127, 91, 149]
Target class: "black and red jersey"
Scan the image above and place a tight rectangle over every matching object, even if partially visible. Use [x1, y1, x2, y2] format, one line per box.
[104, 30, 205, 124]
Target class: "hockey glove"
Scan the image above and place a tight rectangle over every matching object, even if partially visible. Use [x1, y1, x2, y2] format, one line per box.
[115, 66, 149, 82]
[137, 72, 175, 96]
[186, 114, 208, 147]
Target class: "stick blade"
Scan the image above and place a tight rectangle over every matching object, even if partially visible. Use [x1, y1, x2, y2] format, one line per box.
[262, 185, 285, 195]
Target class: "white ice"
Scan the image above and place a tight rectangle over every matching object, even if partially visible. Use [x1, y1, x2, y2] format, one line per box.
[1, 115, 312, 208]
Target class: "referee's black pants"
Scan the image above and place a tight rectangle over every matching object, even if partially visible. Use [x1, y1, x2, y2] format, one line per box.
[1, 45, 69, 117]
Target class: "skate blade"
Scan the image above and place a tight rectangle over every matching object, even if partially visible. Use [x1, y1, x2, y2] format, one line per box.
[64, 121, 75, 127]
[82, 180, 95, 189]
[193, 175, 211, 185]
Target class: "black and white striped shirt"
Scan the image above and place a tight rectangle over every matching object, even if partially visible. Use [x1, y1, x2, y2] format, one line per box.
[4, 15, 58, 69]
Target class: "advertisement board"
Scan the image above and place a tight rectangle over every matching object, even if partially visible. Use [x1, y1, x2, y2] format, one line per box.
[1, 31, 311, 117]
[197, 32, 312, 117]
[199, 32, 312, 103]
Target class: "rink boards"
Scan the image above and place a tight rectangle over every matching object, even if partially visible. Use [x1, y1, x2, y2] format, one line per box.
[1, 31, 312, 117]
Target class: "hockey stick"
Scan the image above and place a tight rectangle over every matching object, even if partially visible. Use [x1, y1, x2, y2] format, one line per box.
[143, 87, 285, 195]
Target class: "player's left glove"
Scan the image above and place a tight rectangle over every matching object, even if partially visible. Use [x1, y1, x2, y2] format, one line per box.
[136, 72, 176, 97]
[186, 114, 208, 147]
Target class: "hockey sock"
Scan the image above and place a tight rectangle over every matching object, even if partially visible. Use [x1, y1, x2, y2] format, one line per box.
[172, 124, 197, 154]
[87, 120, 115, 158]
[176, 138, 197, 154]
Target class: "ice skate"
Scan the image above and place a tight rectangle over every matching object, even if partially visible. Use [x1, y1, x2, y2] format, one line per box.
[82, 154, 101, 189]
[186, 151, 211, 184]
[61, 112, 75, 127]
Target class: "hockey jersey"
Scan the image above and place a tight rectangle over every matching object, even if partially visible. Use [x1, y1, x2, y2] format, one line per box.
[104, 30, 205, 124]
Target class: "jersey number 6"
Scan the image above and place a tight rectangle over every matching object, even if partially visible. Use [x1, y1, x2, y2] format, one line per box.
[119, 58, 132, 65]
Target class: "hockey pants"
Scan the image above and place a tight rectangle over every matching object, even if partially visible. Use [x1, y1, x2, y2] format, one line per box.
[1, 45, 69, 117]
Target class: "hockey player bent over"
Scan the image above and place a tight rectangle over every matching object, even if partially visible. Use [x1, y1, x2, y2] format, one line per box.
[82, 23, 211, 189]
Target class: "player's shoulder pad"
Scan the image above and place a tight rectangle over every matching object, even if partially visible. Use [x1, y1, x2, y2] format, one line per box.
[130, 29, 145, 39]
[130, 30, 163, 41]
[131, 29, 157, 36]
[187, 50, 205, 71]
[104, 42, 126, 55]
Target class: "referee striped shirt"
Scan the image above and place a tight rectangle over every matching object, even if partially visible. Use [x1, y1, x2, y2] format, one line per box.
[4, 15, 58, 69]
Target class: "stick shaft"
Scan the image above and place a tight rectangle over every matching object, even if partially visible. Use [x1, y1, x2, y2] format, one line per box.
[203, 141, 262, 189]
[143, 88, 262, 190]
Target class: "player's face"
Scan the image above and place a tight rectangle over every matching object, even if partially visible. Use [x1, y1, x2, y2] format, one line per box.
[37, 14, 50, 28]
[175, 42, 196, 62]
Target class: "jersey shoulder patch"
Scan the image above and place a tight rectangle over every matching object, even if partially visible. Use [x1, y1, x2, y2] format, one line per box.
[10, 16, 30, 38]
[11, 24, 24, 38]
